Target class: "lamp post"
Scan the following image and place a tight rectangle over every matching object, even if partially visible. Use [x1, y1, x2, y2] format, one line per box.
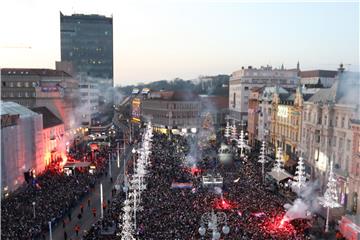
[198, 210, 230, 240]
[32, 202, 36, 219]
[48, 221, 53, 240]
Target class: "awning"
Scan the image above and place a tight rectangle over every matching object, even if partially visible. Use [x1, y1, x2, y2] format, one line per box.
[267, 170, 294, 183]
[64, 162, 91, 168]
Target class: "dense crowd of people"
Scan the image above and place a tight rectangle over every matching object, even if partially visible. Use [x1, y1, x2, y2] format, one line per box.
[133, 132, 311, 239]
[2, 125, 317, 240]
[1, 143, 111, 240]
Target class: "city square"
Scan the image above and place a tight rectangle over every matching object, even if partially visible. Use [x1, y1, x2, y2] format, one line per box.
[1, 1, 359, 240]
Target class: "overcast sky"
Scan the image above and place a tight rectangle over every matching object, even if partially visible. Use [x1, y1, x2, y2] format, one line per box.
[0, 0, 358, 86]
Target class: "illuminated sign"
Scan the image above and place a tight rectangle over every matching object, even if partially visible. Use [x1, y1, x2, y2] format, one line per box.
[132, 98, 141, 122]
[315, 150, 328, 172]
[277, 105, 288, 118]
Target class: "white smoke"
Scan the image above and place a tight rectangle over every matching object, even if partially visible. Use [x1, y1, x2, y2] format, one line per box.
[283, 180, 321, 222]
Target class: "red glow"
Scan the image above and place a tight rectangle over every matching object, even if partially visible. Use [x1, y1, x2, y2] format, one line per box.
[187, 166, 202, 176]
[262, 214, 295, 236]
[213, 197, 237, 210]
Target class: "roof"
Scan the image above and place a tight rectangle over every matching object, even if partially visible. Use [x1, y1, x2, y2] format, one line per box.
[308, 71, 359, 105]
[268, 170, 293, 183]
[1, 68, 71, 77]
[150, 91, 200, 101]
[30, 107, 63, 129]
[200, 96, 228, 109]
[300, 70, 337, 78]
[0, 101, 39, 117]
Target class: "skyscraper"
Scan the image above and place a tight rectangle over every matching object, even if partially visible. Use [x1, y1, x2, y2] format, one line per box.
[60, 12, 113, 87]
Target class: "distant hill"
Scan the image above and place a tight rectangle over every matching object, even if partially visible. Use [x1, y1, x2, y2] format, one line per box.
[117, 75, 229, 97]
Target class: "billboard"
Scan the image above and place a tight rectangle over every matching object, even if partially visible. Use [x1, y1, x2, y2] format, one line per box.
[132, 98, 141, 122]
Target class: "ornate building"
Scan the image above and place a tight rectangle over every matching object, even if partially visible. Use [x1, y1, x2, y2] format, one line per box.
[300, 67, 359, 211]
[270, 87, 312, 172]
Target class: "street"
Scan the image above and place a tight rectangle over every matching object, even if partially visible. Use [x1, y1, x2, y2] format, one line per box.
[47, 146, 132, 240]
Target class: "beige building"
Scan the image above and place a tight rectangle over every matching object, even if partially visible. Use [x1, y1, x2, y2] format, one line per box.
[1, 68, 79, 130]
[270, 87, 313, 171]
[141, 91, 201, 132]
[229, 65, 299, 122]
[300, 68, 359, 211]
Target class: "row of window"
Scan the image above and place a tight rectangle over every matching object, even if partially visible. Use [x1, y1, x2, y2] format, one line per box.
[304, 110, 351, 129]
[2, 92, 35, 98]
[2, 81, 34, 88]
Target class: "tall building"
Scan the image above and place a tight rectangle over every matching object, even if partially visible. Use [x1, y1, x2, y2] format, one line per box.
[229, 65, 299, 122]
[300, 70, 338, 88]
[60, 12, 113, 88]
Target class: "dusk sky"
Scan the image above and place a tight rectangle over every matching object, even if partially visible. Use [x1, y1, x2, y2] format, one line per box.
[0, 0, 358, 86]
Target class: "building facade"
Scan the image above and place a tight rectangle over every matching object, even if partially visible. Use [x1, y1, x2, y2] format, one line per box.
[229, 65, 298, 122]
[60, 12, 113, 88]
[349, 120, 360, 214]
[78, 80, 100, 126]
[1, 102, 44, 196]
[247, 87, 262, 147]
[300, 69, 359, 211]
[1, 68, 79, 130]
[270, 87, 309, 170]
[31, 107, 65, 167]
[141, 91, 201, 132]
[257, 87, 289, 144]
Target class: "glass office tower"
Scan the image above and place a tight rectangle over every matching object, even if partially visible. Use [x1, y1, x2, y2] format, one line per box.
[60, 12, 113, 87]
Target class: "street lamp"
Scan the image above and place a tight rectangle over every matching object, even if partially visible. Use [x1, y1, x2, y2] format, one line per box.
[32, 202, 36, 219]
[198, 210, 230, 240]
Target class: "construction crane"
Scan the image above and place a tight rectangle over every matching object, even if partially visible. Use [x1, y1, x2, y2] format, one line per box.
[0, 45, 32, 49]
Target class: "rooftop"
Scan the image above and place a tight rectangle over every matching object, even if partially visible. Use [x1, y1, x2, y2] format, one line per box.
[0, 101, 39, 117]
[1, 68, 71, 77]
[300, 70, 338, 78]
[149, 91, 200, 101]
[30, 107, 63, 129]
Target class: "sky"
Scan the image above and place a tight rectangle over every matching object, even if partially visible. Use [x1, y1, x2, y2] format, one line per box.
[0, 0, 358, 86]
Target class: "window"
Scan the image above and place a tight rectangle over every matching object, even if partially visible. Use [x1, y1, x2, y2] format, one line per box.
[333, 136, 337, 147]
[341, 117, 345, 128]
[9, 82, 14, 87]
[233, 93, 236, 108]
[2, 82, 5, 87]
[347, 139, 351, 151]
[24, 82, 29, 87]
[32, 92, 36, 97]
[24, 92, 29, 98]
[244, 86, 249, 91]
[315, 130, 320, 143]
[18, 92, 22, 97]
[10, 92, 14, 97]
[336, 116, 339, 127]
[17, 82, 22, 87]
[324, 115, 328, 126]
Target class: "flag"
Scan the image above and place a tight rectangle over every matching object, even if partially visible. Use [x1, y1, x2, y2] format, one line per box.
[171, 182, 193, 189]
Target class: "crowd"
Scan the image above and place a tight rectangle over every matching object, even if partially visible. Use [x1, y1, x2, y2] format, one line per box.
[1, 142, 112, 240]
[133, 132, 311, 239]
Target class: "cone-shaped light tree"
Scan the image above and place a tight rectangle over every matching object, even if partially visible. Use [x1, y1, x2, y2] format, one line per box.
[224, 120, 231, 139]
[292, 156, 307, 192]
[230, 121, 237, 141]
[319, 161, 341, 232]
[258, 141, 266, 182]
[272, 147, 284, 173]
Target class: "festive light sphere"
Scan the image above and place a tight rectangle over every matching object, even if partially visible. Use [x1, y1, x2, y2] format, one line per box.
[222, 225, 230, 235]
[198, 226, 206, 236]
[212, 231, 221, 240]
